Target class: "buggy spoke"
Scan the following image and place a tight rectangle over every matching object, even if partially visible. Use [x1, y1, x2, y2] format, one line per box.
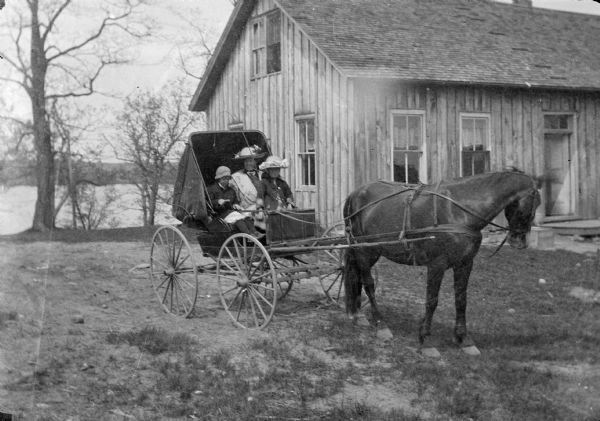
[249, 285, 274, 310]
[174, 253, 191, 271]
[225, 246, 245, 275]
[247, 289, 261, 327]
[154, 274, 171, 290]
[218, 233, 276, 330]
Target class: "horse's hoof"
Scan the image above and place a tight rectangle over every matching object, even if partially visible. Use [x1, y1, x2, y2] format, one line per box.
[461, 345, 481, 356]
[376, 327, 393, 341]
[420, 347, 441, 358]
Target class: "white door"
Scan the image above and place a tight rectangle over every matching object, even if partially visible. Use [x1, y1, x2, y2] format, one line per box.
[543, 133, 573, 216]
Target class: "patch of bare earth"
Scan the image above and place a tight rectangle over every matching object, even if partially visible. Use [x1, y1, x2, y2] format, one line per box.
[1, 234, 599, 419]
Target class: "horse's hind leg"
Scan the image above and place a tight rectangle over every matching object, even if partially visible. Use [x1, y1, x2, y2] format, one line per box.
[453, 259, 480, 356]
[363, 268, 393, 340]
[419, 263, 445, 354]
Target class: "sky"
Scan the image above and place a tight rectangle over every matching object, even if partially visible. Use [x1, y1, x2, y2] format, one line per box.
[1, 0, 600, 158]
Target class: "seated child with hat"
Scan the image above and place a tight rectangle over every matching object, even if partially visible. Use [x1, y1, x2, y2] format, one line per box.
[207, 166, 263, 238]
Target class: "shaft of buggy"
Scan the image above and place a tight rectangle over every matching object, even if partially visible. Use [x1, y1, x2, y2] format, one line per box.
[268, 235, 436, 254]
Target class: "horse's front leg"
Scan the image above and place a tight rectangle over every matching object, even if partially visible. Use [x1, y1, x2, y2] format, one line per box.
[419, 264, 445, 357]
[453, 259, 480, 356]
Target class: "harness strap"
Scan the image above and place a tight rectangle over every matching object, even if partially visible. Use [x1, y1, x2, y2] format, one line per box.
[432, 180, 442, 227]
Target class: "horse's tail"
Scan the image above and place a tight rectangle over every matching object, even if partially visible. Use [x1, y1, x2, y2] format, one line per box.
[343, 246, 362, 315]
[342, 191, 363, 316]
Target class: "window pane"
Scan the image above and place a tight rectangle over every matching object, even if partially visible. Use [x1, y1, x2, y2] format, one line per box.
[252, 50, 261, 75]
[253, 21, 263, 48]
[301, 154, 316, 186]
[298, 119, 316, 186]
[393, 116, 407, 149]
[462, 150, 490, 176]
[299, 121, 307, 151]
[473, 151, 487, 174]
[407, 116, 421, 149]
[306, 120, 315, 151]
[267, 44, 281, 73]
[463, 118, 473, 150]
[266, 12, 280, 45]
[393, 151, 420, 183]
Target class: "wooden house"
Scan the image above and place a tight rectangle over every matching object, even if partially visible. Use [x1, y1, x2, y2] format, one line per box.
[190, 0, 600, 227]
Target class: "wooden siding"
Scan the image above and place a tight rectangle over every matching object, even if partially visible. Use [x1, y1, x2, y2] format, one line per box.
[201, 0, 600, 222]
[204, 0, 354, 226]
[353, 83, 600, 219]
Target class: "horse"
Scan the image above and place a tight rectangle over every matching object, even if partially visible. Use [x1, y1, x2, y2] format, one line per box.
[342, 170, 541, 357]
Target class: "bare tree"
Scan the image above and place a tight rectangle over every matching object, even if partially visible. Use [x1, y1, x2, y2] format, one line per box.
[0, 0, 148, 231]
[115, 84, 200, 226]
[163, 6, 219, 81]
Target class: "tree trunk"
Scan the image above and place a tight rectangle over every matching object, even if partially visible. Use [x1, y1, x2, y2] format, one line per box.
[30, 0, 55, 231]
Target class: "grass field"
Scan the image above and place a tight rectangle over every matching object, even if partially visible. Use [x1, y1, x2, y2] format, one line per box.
[0, 227, 599, 420]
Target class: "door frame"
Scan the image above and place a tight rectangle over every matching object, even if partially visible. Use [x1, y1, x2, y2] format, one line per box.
[541, 112, 578, 222]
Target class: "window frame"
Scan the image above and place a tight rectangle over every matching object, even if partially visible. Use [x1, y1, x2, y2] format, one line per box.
[250, 10, 281, 79]
[295, 115, 317, 191]
[459, 113, 491, 177]
[389, 109, 427, 184]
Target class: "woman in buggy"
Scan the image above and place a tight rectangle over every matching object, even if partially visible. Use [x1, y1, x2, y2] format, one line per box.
[259, 155, 296, 211]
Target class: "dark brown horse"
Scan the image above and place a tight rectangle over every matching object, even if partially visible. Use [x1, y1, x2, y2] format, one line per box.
[342, 170, 541, 356]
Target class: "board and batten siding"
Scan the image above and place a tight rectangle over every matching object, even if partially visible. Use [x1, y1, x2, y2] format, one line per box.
[353, 83, 600, 219]
[204, 0, 354, 226]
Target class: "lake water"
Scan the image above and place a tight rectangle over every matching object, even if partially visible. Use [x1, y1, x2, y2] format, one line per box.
[0, 185, 178, 235]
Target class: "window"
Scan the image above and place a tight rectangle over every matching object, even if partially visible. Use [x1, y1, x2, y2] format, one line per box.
[297, 117, 316, 187]
[391, 111, 425, 184]
[460, 114, 490, 176]
[251, 11, 281, 78]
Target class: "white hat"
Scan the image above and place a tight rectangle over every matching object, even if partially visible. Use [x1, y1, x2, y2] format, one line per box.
[233, 145, 265, 160]
[215, 166, 231, 179]
[259, 155, 289, 170]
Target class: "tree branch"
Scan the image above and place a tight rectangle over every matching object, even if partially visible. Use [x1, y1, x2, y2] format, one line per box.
[41, 0, 72, 44]
[46, 59, 122, 99]
[46, 6, 133, 62]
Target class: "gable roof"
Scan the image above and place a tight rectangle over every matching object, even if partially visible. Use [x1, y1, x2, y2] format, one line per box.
[190, 0, 600, 111]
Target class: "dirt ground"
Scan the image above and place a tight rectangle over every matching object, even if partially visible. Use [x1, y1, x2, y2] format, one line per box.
[0, 229, 599, 419]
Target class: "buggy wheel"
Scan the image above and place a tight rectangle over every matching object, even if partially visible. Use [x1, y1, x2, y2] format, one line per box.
[318, 224, 378, 307]
[217, 233, 277, 329]
[150, 225, 198, 317]
[272, 258, 297, 300]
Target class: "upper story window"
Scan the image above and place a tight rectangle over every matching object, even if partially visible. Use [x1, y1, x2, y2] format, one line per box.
[251, 11, 281, 78]
[296, 117, 316, 187]
[391, 111, 426, 184]
[460, 113, 490, 177]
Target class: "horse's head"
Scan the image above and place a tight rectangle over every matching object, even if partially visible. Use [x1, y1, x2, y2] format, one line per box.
[504, 188, 541, 249]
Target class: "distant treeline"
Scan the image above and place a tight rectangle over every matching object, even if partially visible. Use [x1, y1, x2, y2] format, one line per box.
[0, 160, 178, 186]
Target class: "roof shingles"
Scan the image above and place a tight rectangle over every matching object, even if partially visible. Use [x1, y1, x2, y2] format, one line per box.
[277, 0, 600, 89]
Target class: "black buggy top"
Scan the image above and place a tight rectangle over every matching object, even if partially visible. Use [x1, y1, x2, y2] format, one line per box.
[171, 130, 272, 224]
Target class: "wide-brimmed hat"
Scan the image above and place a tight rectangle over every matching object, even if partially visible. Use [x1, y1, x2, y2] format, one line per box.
[215, 166, 232, 180]
[233, 145, 266, 160]
[259, 155, 289, 170]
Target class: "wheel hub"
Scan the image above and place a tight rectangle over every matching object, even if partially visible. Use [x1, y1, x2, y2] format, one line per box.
[237, 276, 250, 287]
[164, 267, 176, 276]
